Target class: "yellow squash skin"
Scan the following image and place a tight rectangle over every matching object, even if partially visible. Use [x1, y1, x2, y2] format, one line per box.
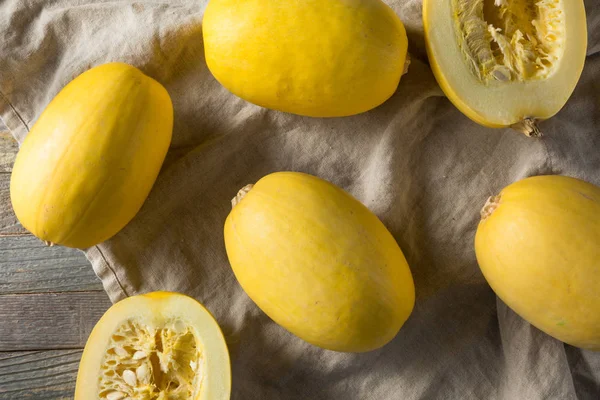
[203, 0, 408, 117]
[10, 63, 173, 249]
[224, 172, 415, 352]
[475, 175, 600, 349]
[75, 292, 231, 399]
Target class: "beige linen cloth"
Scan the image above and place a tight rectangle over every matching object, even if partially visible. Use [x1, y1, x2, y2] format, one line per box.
[1, 1, 600, 398]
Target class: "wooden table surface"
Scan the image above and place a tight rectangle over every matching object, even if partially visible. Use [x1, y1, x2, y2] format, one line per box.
[0, 131, 112, 399]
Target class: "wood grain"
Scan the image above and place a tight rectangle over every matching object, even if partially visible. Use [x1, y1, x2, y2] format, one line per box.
[0, 235, 101, 294]
[0, 130, 25, 235]
[0, 131, 17, 173]
[0, 292, 111, 351]
[0, 350, 81, 399]
[0, 173, 27, 235]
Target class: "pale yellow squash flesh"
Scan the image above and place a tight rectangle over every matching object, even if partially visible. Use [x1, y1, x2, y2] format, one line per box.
[475, 176, 600, 349]
[224, 172, 415, 352]
[10, 63, 173, 248]
[75, 292, 231, 400]
[203, 0, 408, 117]
[424, 0, 587, 133]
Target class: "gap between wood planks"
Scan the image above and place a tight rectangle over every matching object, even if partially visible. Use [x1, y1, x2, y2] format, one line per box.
[0, 289, 105, 296]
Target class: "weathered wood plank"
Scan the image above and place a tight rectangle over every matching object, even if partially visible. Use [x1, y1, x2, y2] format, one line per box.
[0, 292, 111, 351]
[0, 130, 24, 234]
[0, 131, 17, 173]
[0, 235, 101, 294]
[0, 173, 27, 235]
[0, 350, 81, 399]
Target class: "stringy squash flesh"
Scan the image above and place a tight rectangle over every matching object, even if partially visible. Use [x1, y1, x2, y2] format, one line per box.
[75, 292, 231, 400]
[424, 0, 587, 134]
[456, 0, 564, 83]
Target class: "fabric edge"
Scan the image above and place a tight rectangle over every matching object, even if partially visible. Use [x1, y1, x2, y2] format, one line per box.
[85, 245, 128, 304]
[0, 89, 29, 141]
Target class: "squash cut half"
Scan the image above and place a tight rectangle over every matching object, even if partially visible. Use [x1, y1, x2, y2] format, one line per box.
[75, 292, 231, 400]
[424, 0, 587, 135]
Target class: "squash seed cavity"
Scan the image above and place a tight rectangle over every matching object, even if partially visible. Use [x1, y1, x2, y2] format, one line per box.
[453, 0, 565, 83]
[99, 319, 203, 400]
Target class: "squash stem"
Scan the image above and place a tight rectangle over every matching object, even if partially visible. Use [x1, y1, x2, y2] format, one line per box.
[511, 118, 542, 138]
[403, 53, 411, 76]
[231, 184, 254, 209]
[480, 195, 501, 220]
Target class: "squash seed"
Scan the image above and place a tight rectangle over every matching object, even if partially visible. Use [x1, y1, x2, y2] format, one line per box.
[122, 370, 137, 386]
[106, 392, 126, 400]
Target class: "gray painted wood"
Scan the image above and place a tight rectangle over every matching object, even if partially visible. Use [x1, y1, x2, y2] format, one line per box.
[0, 235, 101, 294]
[0, 131, 17, 173]
[0, 131, 27, 235]
[0, 173, 27, 235]
[0, 292, 111, 351]
[0, 350, 81, 399]
[0, 130, 26, 235]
